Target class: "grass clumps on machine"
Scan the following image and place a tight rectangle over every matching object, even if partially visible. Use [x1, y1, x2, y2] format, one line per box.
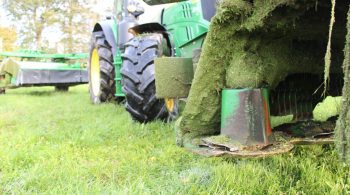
[177, 0, 349, 158]
[336, 8, 350, 163]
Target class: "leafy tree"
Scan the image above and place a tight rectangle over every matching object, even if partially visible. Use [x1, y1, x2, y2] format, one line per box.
[0, 26, 17, 51]
[59, 0, 99, 53]
[3, 0, 99, 53]
[3, 0, 62, 50]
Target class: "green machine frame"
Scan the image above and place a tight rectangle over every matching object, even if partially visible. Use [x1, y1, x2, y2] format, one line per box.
[162, 1, 211, 58]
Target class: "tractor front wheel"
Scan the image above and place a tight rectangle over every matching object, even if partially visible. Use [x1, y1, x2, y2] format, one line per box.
[121, 33, 169, 123]
[88, 31, 117, 104]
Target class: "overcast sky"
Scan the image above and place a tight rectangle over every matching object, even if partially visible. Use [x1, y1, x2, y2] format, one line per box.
[0, 0, 10, 27]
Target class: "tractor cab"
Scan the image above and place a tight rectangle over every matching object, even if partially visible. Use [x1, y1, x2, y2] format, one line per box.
[114, 0, 175, 25]
[114, 0, 217, 26]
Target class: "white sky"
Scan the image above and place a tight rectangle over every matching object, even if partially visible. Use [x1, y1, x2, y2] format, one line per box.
[0, 0, 10, 27]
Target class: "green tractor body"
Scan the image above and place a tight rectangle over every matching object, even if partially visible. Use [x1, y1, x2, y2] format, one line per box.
[89, 0, 213, 121]
[95, 0, 212, 96]
[0, 50, 88, 92]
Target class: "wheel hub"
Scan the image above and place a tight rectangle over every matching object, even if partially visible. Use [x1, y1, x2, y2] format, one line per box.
[90, 49, 100, 97]
[165, 98, 175, 113]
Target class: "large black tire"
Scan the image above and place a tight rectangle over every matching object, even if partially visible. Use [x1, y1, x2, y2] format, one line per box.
[88, 31, 117, 104]
[121, 33, 168, 122]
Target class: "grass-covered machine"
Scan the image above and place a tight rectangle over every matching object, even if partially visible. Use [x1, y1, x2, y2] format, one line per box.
[89, 0, 350, 159]
[0, 50, 88, 93]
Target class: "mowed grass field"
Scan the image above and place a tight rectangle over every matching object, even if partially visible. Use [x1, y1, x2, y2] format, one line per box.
[0, 85, 349, 194]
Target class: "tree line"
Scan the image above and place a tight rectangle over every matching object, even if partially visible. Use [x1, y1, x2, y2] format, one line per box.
[2, 0, 101, 53]
[1, 0, 186, 53]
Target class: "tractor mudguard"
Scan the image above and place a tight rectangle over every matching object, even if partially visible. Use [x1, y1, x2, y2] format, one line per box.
[93, 20, 118, 54]
[129, 23, 167, 34]
[129, 23, 172, 49]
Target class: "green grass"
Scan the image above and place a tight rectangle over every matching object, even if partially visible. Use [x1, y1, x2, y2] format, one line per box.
[0, 85, 349, 194]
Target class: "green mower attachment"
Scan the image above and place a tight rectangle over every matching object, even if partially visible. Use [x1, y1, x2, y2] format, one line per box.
[0, 50, 88, 93]
[192, 89, 335, 158]
[155, 57, 337, 158]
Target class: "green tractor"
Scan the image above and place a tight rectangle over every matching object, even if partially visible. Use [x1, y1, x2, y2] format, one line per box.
[89, 0, 213, 122]
[0, 50, 88, 93]
[90, 0, 349, 157]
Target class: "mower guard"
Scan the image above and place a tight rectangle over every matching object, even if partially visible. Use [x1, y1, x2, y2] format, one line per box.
[0, 58, 88, 87]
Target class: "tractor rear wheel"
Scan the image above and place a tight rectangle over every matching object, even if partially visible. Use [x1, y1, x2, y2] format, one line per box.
[121, 33, 169, 123]
[88, 31, 117, 104]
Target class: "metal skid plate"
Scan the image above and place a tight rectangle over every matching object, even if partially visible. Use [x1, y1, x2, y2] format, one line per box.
[195, 139, 294, 158]
[187, 120, 335, 158]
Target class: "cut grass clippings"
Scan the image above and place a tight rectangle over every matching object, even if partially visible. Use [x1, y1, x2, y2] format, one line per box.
[0, 85, 349, 194]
